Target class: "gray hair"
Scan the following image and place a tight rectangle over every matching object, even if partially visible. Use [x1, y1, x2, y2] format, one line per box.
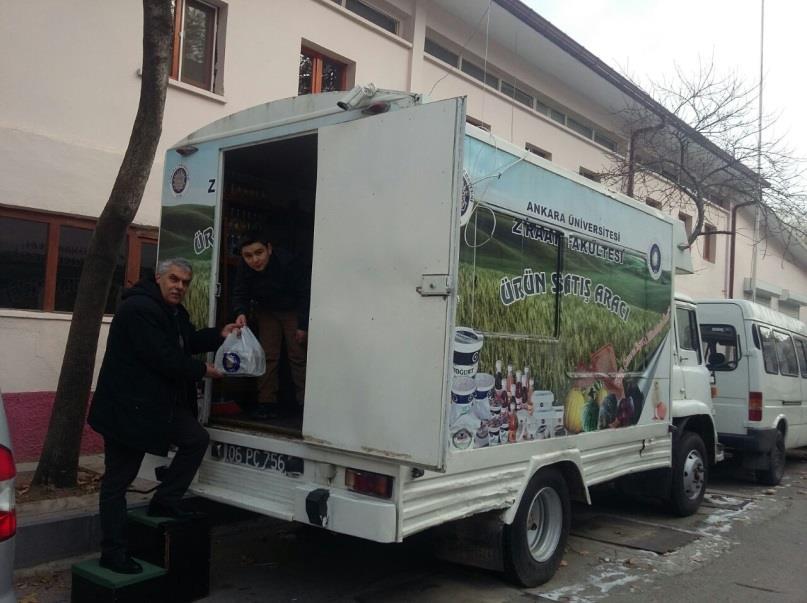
[156, 257, 193, 276]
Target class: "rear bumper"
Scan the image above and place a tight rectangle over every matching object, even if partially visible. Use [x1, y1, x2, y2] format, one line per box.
[718, 428, 777, 453]
[193, 457, 398, 543]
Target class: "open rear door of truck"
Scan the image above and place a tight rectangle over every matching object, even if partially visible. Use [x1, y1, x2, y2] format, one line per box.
[303, 97, 466, 471]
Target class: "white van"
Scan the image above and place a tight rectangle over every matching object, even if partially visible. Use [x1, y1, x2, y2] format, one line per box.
[698, 299, 807, 485]
[148, 88, 718, 586]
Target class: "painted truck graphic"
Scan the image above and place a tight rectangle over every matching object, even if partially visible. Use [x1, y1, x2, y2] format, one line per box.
[449, 135, 671, 450]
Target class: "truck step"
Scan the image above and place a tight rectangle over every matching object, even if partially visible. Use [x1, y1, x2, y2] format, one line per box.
[71, 558, 167, 603]
[126, 508, 212, 602]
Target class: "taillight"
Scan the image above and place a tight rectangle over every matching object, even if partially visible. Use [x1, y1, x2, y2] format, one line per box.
[749, 392, 763, 422]
[345, 469, 393, 499]
[0, 446, 16, 542]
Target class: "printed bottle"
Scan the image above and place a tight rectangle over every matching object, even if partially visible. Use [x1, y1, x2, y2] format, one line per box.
[508, 395, 518, 443]
[494, 360, 503, 394]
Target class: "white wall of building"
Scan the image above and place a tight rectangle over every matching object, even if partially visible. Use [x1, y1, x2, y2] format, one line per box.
[1, 0, 805, 393]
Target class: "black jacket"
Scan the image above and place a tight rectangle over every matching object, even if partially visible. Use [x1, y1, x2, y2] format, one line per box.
[231, 247, 310, 330]
[88, 279, 222, 455]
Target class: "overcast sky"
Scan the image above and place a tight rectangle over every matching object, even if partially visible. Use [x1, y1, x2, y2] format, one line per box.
[523, 0, 806, 162]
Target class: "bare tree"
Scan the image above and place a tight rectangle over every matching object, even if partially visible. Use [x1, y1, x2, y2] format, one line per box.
[601, 58, 807, 247]
[33, 0, 174, 488]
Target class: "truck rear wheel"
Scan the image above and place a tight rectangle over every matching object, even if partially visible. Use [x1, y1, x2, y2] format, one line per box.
[669, 431, 707, 517]
[503, 468, 569, 587]
[756, 430, 785, 486]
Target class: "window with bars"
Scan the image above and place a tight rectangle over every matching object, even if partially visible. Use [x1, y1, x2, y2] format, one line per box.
[0, 207, 157, 313]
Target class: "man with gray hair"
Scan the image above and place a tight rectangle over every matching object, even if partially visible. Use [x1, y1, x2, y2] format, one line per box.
[89, 257, 240, 574]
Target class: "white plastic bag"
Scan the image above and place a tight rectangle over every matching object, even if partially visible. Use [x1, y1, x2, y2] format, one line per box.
[214, 326, 266, 377]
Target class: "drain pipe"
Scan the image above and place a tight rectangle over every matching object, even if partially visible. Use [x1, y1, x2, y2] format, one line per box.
[728, 199, 757, 298]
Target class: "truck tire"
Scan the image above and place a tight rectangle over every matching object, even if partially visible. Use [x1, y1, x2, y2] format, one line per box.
[669, 431, 707, 517]
[756, 430, 786, 486]
[503, 468, 569, 587]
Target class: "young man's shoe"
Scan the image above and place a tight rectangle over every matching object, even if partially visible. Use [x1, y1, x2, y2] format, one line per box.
[99, 555, 143, 574]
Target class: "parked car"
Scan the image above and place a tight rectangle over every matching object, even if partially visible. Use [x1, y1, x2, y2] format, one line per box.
[0, 391, 16, 603]
[699, 299, 807, 485]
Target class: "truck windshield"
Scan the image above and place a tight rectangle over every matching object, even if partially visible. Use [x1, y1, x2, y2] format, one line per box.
[700, 324, 741, 371]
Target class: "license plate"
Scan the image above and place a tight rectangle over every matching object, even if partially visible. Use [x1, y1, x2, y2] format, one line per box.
[210, 441, 303, 476]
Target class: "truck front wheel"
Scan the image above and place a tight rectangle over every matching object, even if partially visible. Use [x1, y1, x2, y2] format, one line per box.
[669, 431, 707, 517]
[503, 468, 569, 587]
[756, 430, 785, 486]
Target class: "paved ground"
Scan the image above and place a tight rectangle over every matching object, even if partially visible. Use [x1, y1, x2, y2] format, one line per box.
[14, 450, 807, 602]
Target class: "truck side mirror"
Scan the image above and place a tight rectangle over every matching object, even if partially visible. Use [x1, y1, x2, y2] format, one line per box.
[707, 352, 726, 370]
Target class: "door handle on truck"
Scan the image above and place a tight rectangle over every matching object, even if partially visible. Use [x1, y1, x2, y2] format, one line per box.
[417, 274, 452, 297]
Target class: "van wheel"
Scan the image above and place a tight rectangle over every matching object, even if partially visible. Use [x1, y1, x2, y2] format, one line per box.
[669, 431, 707, 517]
[756, 430, 785, 486]
[503, 468, 569, 587]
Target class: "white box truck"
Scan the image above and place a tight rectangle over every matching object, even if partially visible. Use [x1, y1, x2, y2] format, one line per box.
[152, 88, 718, 585]
[699, 299, 807, 485]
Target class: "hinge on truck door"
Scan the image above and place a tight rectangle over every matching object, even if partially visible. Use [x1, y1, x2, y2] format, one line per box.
[417, 274, 451, 297]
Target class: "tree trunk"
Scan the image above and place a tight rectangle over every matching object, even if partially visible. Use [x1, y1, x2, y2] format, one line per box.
[33, 0, 174, 488]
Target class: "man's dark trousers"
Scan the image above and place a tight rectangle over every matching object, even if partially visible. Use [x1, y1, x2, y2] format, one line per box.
[98, 407, 210, 560]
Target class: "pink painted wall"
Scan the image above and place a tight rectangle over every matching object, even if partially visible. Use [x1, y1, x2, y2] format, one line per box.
[3, 392, 103, 463]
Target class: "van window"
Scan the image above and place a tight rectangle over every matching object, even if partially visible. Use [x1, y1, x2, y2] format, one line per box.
[758, 326, 779, 374]
[676, 307, 702, 363]
[700, 324, 740, 371]
[796, 338, 807, 378]
[774, 331, 800, 377]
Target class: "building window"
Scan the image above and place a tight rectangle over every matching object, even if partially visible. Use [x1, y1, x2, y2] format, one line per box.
[646, 198, 663, 210]
[466, 115, 491, 132]
[171, 0, 225, 93]
[500, 82, 534, 109]
[0, 207, 157, 314]
[460, 59, 499, 88]
[298, 46, 350, 95]
[594, 131, 618, 152]
[579, 167, 601, 182]
[525, 143, 551, 161]
[550, 109, 566, 125]
[424, 38, 459, 67]
[0, 216, 48, 310]
[703, 223, 717, 263]
[567, 117, 594, 139]
[333, 0, 398, 34]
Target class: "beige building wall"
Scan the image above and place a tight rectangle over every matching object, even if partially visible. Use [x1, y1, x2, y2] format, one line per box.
[1, 0, 805, 394]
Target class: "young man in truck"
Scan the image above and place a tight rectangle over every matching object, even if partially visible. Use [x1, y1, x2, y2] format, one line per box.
[233, 231, 310, 420]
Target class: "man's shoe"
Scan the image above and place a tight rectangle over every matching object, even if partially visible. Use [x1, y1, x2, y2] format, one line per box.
[147, 501, 205, 521]
[99, 555, 143, 575]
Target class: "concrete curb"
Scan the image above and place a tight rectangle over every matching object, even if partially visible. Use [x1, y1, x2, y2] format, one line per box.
[15, 494, 259, 570]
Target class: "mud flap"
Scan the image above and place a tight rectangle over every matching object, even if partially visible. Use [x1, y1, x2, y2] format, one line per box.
[306, 489, 330, 527]
[431, 510, 505, 572]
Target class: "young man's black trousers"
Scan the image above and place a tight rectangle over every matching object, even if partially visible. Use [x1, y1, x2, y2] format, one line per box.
[98, 407, 210, 561]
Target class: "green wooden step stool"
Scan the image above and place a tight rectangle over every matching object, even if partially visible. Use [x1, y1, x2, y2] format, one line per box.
[126, 508, 211, 602]
[71, 558, 168, 603]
